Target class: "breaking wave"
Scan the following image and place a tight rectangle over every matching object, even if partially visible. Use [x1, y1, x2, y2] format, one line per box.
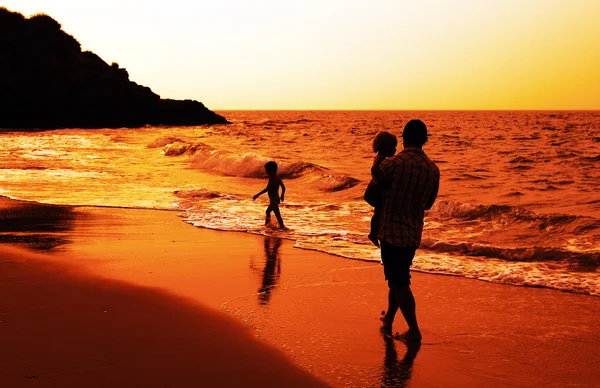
[318, 175, 361, 192]
[431, 200, 600, 232]
[420, 239, 600, 267]
[150, 137, 360, 191]
[174, 188, 233, 200]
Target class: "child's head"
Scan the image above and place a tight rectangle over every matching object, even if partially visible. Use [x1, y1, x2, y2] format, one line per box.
[264, 161, 278, 176]
[372, 131, 397, 157]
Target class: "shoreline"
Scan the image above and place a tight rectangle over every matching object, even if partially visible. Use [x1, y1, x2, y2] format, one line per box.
[1, 198, 600, 387]
[3, 195, 597, 298]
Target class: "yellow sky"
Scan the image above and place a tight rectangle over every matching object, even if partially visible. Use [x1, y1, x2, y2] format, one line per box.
[5, 0, 600, 110]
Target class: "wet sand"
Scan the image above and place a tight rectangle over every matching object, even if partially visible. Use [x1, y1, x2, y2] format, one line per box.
[1, 197, 599, 387]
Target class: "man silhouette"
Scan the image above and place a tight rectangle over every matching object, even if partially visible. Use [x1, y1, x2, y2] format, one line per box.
[377, 119, 439, 342]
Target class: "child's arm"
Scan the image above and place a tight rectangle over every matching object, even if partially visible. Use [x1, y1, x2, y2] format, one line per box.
[279, 179, 286, 202]
[371, 155, 386, 181]
[253, 187, 268, 200]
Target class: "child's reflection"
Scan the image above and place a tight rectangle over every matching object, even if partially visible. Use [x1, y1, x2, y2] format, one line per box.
[257, 236, 282, 305]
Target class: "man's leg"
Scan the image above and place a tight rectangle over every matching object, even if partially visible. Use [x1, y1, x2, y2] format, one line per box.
[392, 285, 422, 341]
[272, 206, 285, 229]
[381, 288, 398, 330]
[380, 242, 398, 330]
[380, 243, 421, 340]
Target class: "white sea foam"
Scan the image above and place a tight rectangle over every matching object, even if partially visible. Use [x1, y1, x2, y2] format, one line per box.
[175, 186, 600, 296]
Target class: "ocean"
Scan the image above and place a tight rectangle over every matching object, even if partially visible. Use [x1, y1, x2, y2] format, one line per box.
[1, 110, 599, 296]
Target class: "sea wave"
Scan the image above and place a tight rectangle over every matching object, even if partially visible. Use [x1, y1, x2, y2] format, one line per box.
[420, 238, 600, 267]
[189, 148, 321, 179]
[174, 188, 230, 200]
[429, 200, 600, 251]
[150, 136, 360, 190]
[318, 175, 361, 192]
[146, 136, 182, 148]
[431, 200, 600, 229]
[243, 118, 321, 126]
[580, 155, 600, 162]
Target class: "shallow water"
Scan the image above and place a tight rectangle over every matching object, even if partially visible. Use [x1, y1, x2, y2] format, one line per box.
[1, 110, 599, 295]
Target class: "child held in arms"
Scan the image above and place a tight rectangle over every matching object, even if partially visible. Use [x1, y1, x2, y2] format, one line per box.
[366, 131, 397, 246]
[253, 161, 286, 229]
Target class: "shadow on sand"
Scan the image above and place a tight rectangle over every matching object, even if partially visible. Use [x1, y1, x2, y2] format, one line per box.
[0, 197, 75, 250]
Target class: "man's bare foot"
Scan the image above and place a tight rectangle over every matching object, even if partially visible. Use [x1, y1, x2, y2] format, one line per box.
[379, 311, 392, 331]
[394, 330, 422, 343]
[368, 233, 380, 247]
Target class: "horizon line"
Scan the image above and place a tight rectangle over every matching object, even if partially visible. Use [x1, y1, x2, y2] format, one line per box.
[213, 109, 600, 112]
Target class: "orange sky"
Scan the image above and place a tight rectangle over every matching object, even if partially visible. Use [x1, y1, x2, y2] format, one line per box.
[5, 0, 600, 110]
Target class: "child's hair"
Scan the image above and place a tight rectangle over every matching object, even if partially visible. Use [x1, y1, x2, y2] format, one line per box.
[372, 131, 398, 153]
[264, 161, 278, 173]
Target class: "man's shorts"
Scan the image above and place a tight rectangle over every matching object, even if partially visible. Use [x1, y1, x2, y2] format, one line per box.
[380, 242, 417, 288]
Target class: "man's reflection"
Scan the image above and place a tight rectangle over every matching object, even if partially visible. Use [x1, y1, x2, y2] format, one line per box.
[257, 236, 282, 305]
[381, 332, 421, 387]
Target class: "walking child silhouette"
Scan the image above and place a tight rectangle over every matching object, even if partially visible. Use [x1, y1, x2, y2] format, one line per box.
[253, 161, 286, 229]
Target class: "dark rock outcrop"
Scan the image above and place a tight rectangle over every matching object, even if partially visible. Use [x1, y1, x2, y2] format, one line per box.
[0, 8, 229, 129]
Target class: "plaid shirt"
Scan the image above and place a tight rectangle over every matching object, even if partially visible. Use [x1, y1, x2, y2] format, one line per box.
[377, 147, 440, 247]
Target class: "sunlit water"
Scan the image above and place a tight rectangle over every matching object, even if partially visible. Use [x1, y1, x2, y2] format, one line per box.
[1, 111, 599, 295]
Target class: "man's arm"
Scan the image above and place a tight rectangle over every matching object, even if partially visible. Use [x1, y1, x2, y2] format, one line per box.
[279, 179, 286, 201]
[253, 187, 268, 200]
[424, 173, 439, 210]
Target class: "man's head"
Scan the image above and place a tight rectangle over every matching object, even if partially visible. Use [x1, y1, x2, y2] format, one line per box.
[264, 161, 278, 176]
[402, 119, 428, 148]
[372, 130, 398, 157]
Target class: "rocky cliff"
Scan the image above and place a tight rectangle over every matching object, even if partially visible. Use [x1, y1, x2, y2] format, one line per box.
[0, 8, 229, 129]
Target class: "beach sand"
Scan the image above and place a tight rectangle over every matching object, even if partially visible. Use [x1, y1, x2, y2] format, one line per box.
[1, 197, 599, 387]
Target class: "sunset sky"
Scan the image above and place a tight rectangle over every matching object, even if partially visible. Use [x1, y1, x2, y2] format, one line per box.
[5, 0, 600, 110]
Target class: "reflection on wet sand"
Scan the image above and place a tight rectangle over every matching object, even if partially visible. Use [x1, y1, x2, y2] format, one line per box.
[380, 333, 421, 388]
[256, 236, 282, 305]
